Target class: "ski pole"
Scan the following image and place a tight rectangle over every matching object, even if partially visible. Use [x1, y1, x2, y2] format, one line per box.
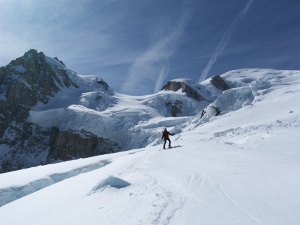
[173, 134, 180, 146]
[159, 139, 163, 150]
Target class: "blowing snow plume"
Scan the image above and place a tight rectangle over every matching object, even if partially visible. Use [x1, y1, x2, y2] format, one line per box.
[199, 0, 254, 82]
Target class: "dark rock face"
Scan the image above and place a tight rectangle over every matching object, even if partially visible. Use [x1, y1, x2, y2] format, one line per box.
[47, 129, 121, 162]
[166, 100, 183, 117]
[53, 57, 65, 66]
[0, 124, 54, 172]
[0, 50, 120, 173]
[48, 129, 120, 162]
[161, 81, 205, 101]
[0, 49, 77, 137]
[1, 50, 62, 138]
[97, 80, 109, 90]
[0, 125, 121, 173]
[160, 80, 208, 117]
[210, 75, 230, 91]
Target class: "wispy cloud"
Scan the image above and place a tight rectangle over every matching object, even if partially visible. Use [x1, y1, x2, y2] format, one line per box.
[0, 0, 123, 67]
[154, 63, 170, 93]
[199, 0, 254, 82]
[121, 1, 192, 95]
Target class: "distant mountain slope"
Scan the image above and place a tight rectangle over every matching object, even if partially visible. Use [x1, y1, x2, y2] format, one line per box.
[1, 50, 299, 173]
[0, 50, 211, 172]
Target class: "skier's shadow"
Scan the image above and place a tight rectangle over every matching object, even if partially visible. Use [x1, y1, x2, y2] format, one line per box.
[171, 145, 183, 149]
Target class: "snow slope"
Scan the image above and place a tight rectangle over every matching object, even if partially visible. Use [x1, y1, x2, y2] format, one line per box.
[0, 69, 300, 224]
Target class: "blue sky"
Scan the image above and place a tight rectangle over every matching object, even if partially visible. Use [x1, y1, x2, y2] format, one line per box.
[1, 0, 300, 95]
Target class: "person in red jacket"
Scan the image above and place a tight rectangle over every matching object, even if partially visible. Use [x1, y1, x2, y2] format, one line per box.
[161, 128, 174, 149]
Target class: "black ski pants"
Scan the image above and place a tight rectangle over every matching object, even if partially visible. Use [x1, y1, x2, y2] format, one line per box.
[163, 138, 171, 149]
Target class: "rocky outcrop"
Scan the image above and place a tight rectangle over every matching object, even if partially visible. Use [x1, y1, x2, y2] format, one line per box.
[0, 125, 120, 173]
[166, 100, 183, 117]
[48, 129, 120, 161]
[160, 80, 208, 117]
[200, 106, 221, 119]
[161, 81, 205, 101]
[0, 124, 55, 172]
[97, 80, 109, 90]
[210, 75, 231, 91]
[53, 57, 65, 66]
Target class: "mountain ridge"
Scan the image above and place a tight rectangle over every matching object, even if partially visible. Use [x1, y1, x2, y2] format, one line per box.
[1, 49, 299, 173]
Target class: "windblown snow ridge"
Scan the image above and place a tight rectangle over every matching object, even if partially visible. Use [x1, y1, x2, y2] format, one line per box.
[201, 114, 300, 146]
[89, 175, 131, 195]
[0, 160, 110, 207]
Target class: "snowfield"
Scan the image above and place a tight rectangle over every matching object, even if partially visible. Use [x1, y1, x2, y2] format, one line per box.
[1, 69, 300, 224]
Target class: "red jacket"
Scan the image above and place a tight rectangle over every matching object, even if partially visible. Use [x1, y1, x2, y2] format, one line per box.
[162, 130, 172, 140]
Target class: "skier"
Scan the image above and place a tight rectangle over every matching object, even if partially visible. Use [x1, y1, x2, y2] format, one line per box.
[161, 128, 174, 149]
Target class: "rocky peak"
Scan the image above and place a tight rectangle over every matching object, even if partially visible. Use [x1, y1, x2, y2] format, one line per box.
[161, 80, 206, 101]
[0, 49, 78, 152]
[7, 49, 77, 95]
[53, 57, 65, 66]
[210, 75, 231, 91]
[0, 50, 120, 173]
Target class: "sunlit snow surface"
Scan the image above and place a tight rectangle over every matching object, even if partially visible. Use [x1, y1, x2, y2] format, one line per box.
[1, 69, 300, 224]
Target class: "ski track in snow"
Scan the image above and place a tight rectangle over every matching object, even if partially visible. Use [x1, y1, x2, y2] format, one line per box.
[217, 184, 262, 225]
[110, 155, 187, 225]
